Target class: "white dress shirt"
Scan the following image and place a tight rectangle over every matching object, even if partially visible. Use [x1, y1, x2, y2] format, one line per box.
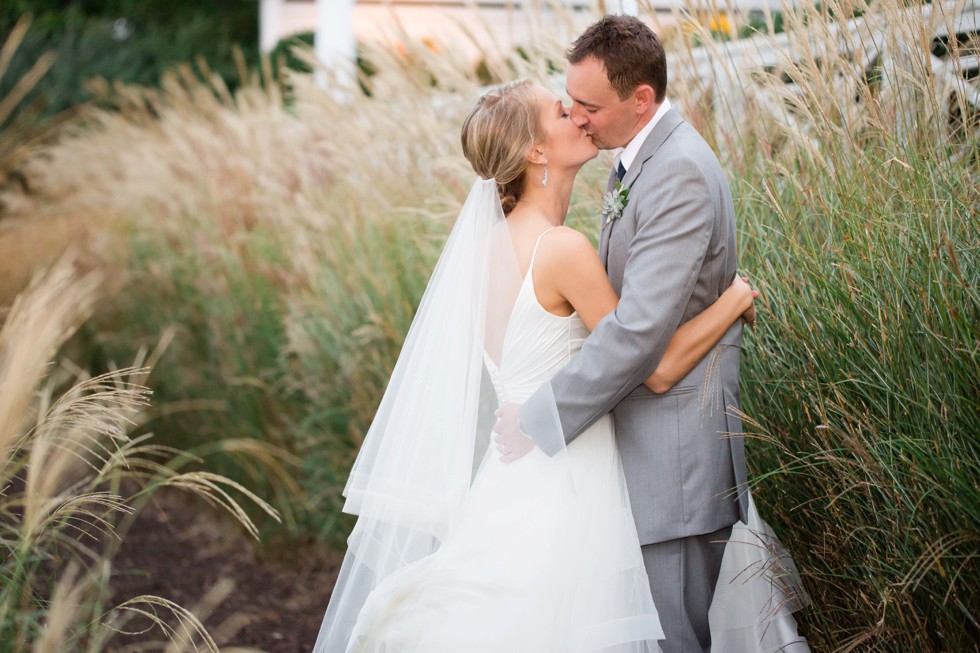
[617, 97, 672, 175]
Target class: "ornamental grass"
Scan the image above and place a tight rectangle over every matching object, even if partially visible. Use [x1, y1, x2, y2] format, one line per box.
[0, 0, 977, 649]
[0, 262, 281, 650]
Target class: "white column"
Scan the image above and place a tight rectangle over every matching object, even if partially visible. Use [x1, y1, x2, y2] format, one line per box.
[315, 0, 357, 90]
[259, 0, 284, 53]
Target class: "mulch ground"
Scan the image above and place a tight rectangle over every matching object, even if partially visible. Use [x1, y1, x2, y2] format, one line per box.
[108, 490, 344, 652]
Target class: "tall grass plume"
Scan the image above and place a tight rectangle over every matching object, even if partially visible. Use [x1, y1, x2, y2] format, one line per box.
[0, 260, 281, 650]
[0, 0, 976, 648]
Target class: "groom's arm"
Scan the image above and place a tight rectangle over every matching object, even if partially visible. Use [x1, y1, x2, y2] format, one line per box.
[520, 155, 715, 453]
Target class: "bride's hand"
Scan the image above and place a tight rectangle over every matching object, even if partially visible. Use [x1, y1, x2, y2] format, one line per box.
[492, 403, 535, 463]
[730, 275, 759, 328]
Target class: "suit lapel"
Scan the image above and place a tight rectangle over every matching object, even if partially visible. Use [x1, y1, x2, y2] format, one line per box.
[598, 166, 618, 267]
[619, 108, 684, 190]
[599, 108, 685, 268]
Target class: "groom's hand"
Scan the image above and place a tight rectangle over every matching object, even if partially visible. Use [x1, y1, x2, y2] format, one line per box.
[732, 274, 759, 328]
[492, 403, 535, 463]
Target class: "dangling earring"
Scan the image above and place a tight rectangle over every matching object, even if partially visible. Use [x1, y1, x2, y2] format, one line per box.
[542, 165, 549, 187]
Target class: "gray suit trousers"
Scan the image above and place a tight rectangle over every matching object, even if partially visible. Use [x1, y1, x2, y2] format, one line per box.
[642, 525, 732, 653]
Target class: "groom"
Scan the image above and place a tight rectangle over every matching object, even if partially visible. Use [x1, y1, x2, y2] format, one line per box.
[494, 15, 749, 653]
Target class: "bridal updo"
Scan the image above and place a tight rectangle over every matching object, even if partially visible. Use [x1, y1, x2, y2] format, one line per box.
[460, 80, 540, 215]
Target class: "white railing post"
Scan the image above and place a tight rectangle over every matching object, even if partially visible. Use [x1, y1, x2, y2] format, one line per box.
[315, 0, 357, 94]
[259, 0, 283, 53]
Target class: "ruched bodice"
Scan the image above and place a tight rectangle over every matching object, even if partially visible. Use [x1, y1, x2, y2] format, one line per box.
[485, 230, 590, 403]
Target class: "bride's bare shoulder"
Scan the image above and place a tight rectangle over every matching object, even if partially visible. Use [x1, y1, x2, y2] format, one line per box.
[535, 226, 614, 318]
[539, 226, 599, 264]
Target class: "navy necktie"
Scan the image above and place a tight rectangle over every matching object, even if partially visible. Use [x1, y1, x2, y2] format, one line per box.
[616, 161, 627, 183]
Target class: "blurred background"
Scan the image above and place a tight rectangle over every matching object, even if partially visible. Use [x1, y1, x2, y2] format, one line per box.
[0, 1, 977, 652]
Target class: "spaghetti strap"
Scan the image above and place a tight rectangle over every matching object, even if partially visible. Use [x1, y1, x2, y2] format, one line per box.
[528, 227, 557, 271]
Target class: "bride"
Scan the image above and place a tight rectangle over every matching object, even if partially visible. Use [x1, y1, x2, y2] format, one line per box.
[312, 80, 801, 653]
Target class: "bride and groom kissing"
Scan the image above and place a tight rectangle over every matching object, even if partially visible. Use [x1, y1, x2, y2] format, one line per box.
[313, 14, 809, 653]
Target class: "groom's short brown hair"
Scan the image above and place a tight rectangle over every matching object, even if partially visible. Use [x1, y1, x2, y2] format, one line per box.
[567, 15, 667, 103]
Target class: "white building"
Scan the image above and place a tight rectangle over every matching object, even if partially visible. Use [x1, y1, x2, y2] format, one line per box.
[263, 0, 760, 60]
[258, 0, 979, 121]
[261, 1, 612, 59]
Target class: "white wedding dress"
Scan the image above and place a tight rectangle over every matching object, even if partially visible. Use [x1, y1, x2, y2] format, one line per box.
[345, 230, 665, 652]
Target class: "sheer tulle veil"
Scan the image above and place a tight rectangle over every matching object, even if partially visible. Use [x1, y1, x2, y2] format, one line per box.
[313, 177, 529, 650]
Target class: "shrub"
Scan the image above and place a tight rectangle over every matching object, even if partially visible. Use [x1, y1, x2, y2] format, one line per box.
[0, 1, 258, 121]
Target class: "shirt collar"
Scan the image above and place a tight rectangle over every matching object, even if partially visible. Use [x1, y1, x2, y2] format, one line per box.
[618, 97, 671, 174]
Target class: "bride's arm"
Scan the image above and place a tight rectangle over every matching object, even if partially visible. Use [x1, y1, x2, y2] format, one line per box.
[541, 228, 756, 395]
[642, 276, 755, 393]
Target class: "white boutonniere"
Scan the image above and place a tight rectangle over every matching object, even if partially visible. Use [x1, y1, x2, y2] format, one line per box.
[601, 182, 630, 227]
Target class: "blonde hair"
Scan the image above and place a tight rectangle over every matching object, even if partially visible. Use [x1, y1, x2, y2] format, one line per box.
[460, 80, 540, 215]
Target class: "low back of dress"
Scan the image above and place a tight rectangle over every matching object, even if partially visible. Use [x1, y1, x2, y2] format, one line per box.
[486, 229, 590, 404]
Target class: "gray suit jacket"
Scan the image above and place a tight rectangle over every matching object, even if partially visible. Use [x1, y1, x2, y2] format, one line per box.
[520, 108, 748, 545]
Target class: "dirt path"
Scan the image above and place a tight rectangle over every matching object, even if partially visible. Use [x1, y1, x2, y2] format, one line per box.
[109, 491, 343, 652]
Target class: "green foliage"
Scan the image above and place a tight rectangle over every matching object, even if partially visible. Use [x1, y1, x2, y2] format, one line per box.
[739, 10, 785, 38]
[0, 1, 258, 120]
[0, 16, 71, 197]
[270, 31, 315, 75]
[269, 31, 378, 98]
[92, 221, 308, 534]
[735, 138, 979, 649]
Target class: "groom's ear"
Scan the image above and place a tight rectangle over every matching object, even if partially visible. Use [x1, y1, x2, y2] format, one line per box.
[633, 84, 655, 115]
